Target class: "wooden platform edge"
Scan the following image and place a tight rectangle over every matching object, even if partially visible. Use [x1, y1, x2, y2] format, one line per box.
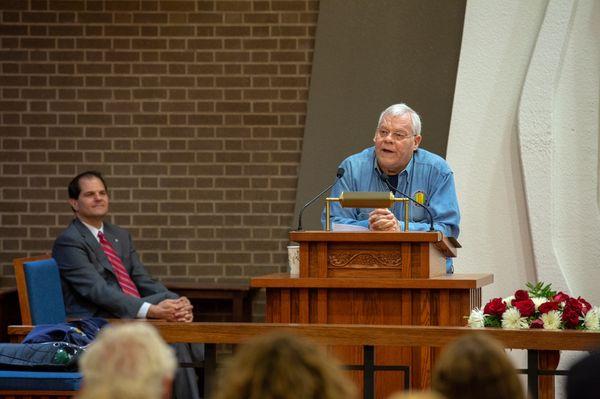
[9, 322, 600, 351]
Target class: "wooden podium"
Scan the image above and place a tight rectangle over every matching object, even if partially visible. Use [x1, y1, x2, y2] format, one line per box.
[251, 231, 493, 398]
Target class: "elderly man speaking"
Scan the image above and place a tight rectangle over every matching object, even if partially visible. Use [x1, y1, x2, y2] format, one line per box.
[322, 103, 460, 272]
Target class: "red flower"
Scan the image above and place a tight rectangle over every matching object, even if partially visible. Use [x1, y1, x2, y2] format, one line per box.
[562, 307, 580, 328]
[513, 299, 536, 317]
[538, 301, 560, 314]
[515, 289, 529, 300]
[565, 298, 584, 315]
[578, 297, 592, 315]
[483, 298, 507, 317]
[530, 319, 544, 329]
[553, 292, 570, 303]
[513, 290, 530, 302]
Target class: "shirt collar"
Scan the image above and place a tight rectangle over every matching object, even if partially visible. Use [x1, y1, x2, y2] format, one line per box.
[79, 219, 104, 242]
[372, 149, 416, 179]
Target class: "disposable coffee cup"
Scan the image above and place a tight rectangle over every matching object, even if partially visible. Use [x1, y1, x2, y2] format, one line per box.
[287, 244, 300, 275]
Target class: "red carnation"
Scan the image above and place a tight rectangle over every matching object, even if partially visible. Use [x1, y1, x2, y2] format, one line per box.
[562, 307, 580, 328]
[538, 301, 560, 314]
[483, 298, 507, 317]
[530, 319, 544, 329]
[513, 299, 536, 317]
[553, 292, 570, 303]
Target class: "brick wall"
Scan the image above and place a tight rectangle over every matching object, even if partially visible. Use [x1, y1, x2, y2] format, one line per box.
[0, 0, 319, 292]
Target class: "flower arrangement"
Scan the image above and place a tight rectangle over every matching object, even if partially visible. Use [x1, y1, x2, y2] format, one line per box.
[467, 282, 600, 330]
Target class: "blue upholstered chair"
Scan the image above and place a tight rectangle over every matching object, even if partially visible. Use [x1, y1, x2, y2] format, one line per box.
[1, 255, 82, 397]
[0, 370, 81, 395]
[14, 255, 66, 325]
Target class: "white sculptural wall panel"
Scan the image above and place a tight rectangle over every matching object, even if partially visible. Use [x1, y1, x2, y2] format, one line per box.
[449, 0, 599, 307]
[448, 0, 600, 394]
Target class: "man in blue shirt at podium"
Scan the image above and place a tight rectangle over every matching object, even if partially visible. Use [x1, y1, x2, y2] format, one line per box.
[322, 103, 460, 272]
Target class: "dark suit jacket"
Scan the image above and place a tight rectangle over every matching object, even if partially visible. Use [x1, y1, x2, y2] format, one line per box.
[52, 218, 178, 319]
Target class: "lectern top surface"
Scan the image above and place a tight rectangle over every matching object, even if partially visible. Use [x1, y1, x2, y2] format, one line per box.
[251, 273, 494, 289]
[290, 231, 444, 242]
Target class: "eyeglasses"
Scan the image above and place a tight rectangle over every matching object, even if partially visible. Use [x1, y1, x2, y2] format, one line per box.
[376, 128, 415, 141]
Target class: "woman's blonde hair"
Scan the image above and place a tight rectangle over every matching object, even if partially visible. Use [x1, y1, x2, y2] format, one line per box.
[77, 322, 177, 399]
[432, 333, 524, 399]
[213, 331, 356, 399]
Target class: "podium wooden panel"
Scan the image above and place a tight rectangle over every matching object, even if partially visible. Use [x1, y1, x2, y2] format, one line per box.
[251, 231, 493, 398]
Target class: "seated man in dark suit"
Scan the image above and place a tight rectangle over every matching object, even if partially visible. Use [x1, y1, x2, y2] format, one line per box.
[53, 170, 201, 399]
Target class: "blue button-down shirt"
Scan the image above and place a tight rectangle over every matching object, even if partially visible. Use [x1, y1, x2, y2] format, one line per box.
[321, 147, 460, 272]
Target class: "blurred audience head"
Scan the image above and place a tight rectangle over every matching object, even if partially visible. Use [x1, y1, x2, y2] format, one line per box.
[78, 322, 177, 399]
[432, 333, 524, 399]
[213, 331, 356, 399]
[388, 390, 446, 399]
[567, 351, 600, 399]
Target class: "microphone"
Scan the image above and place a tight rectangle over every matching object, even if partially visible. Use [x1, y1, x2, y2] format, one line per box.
[296, 168, 345, 231]
[378, 171, 435, 232]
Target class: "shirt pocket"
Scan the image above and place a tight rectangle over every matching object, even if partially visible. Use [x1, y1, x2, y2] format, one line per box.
[411, 204, 427, 222]
[410, 189, 428, 222]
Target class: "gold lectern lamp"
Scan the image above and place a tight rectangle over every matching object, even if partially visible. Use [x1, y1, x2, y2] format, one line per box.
[325, 192, 409, 231]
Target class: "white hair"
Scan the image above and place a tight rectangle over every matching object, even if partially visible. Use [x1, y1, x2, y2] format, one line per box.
[377, 103, 422, 136]
[78, 323, 177, 399]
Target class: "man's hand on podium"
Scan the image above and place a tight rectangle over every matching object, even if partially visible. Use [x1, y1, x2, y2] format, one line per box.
[368, 208, 399, 231]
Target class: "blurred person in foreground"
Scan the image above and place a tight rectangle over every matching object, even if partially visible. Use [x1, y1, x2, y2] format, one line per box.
[213, 331, 356, 399]
[567, 350, 600, 399]
[388, 391, 445, 399]
[432, 333, 524, 399]
[77, 322, 176, 399]
[388, 391, 446, 399]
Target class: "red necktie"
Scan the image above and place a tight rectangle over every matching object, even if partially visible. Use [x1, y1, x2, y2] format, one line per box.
[97, 231, 141, 298]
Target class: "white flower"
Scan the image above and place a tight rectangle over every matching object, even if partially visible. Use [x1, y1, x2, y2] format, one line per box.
[503, 295, 515, 306]
[502, 307, 529, 329]
[468, 308, 485, 328]
[584, 307, 600, 330]
[541, 310, 562, 330]
[531, 296, 548, 310]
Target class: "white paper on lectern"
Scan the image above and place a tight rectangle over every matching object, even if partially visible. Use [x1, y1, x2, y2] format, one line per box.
[331, 223, 368, 232]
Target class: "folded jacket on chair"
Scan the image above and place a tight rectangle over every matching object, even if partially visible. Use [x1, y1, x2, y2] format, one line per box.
[0, 341, 83, 372]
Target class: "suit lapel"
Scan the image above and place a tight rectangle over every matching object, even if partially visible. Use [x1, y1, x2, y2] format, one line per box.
[73, 218, 116, 276]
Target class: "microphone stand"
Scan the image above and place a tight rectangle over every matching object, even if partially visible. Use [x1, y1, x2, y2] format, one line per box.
[296, 168, 345, 231]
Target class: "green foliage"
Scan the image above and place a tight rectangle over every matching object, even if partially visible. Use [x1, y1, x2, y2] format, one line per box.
[526, 281, 557, 299]
[484, 315, 501, 328]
